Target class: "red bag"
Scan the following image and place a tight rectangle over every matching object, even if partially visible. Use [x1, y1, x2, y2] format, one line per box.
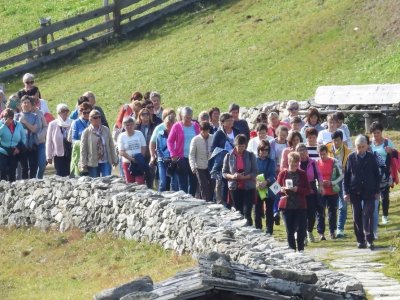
[44, 112, 55, 124]
[278, 195, 287, 210]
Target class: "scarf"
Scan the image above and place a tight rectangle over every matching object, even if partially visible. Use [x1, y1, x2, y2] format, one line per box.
[90, 124, 105, 161]
[56, 116, 73, 128]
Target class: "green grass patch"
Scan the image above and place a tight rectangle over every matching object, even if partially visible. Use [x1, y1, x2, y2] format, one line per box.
[0, 227, 196, 300]
[2, 0, 400, 124]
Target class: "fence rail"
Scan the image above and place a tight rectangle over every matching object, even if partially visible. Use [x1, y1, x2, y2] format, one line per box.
[0, 0, 198, 80]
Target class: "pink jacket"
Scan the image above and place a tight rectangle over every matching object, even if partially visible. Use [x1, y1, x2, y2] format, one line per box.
[167, 121, 200, 158]
[46, 119, 70, 159]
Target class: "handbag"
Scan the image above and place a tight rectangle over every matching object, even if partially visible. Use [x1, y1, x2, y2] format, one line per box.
[278, 195, 287, 210]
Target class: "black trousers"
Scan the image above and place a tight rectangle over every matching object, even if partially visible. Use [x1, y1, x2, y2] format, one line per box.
[306, 192, 318, 233]
[255, 196, 275, 234]
[54, 156, 71, 177]
[351, 195, 375, 244]
[196, 168, 215, 201]
[230, 188, 255, 226]
[282, 209, 307, 251]
[380, 185, 390, 217]
[22, 149, 38, 179]
[316, 194, 338, 235]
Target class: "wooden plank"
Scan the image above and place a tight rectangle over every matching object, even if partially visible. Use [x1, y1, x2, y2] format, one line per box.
[0, 5, 114, 53]
[315, 85, 400, 106]
[119, 0, 142, 10]
[0, 32, 113, 80]
[121, 0, 170, 21]
[120, 0, 198, 35]
[0, 21, 113, 68]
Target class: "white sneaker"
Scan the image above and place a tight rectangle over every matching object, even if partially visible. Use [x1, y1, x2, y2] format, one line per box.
[336, 229, 345, 238]
[382, 216, 389, 225]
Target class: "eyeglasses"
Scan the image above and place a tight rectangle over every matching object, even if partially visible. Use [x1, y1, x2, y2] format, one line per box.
[141, 113, 150, 116]
[146, 105, 154, 109]
[60, 109, 69, 113]
[25, 81, 34, 85]
[82, 111, 91, 115]
[91, 116, 101, 120]
[288, 107, 298, 111]
[260, 148, 270, 152]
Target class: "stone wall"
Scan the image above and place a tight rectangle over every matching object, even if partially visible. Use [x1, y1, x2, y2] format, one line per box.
[0, 176, 364, 299]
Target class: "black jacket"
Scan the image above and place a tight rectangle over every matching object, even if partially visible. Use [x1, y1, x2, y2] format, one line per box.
[211, 127, 240, 152]
[344, 151, 380, 200]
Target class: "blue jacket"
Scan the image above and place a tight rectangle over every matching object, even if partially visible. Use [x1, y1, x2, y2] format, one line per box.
[156, 130, 171, 161]
[71, 118, 90, 142]
[211, 127, 240, 152]
[344, 152, 380, 200]
[0, 121, 27, 156]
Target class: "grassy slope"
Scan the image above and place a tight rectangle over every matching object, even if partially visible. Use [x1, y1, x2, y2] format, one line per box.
[2, 0, 400, 123]
[0, 228, 195, 300]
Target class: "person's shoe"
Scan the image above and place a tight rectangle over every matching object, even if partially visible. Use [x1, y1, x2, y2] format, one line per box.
[307, 231, 315, 243]
[357, 242, 367, 249]
[319, 234, 326, 241]
[274, 213, 280, 225]
[336, 229, 345, 238]
[330, 232, 336, 240]
[382, 216, 389, 225]
[373, 232, 378, 240]
[367, 242, 375, 250]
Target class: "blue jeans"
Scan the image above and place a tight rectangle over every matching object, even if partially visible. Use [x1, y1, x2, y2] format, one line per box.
[337, 181, 347, 231]
[36, 143, 46, 179]
[87, 162, 111, 178]
[373, 198, 379, 237]
[157, 160, 178, 192]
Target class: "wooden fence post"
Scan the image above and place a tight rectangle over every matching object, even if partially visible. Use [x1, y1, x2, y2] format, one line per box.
[113, 0, 122, 36]
[26, 42, 34, 63]
[39, 17, 51, 56]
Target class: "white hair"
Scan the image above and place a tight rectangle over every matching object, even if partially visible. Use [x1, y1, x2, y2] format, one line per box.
[56, 103, 69, 114]
[181, 106, 193, 116]
[22, 73, 34, 83]
[354, 134, 368, 146]
[268, 112, 279, 120]
[150, 91, 161, 100]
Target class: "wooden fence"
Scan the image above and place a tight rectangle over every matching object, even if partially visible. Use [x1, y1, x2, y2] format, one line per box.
[0, 0, 199, 80]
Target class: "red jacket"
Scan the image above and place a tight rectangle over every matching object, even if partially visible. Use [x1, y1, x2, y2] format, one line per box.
[277, 169, 310, 209]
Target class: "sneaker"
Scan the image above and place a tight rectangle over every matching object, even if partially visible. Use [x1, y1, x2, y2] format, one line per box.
[367, 242, 375, 250]
[336, 230, 345, 238]
[382, 216, 389, 225]
[330, 232, 336, 240]
[373, 232, 378, 240]
[319, 234, 326, 241]
[357, 242, 367, 249]
[307, 231, 315, 243]
[274, 213, 280, 225]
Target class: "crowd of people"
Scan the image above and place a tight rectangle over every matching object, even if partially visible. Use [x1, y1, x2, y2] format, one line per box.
[0, 74, 398, 252]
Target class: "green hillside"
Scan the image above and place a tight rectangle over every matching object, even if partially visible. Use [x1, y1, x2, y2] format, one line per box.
[2, 0, 400, 123]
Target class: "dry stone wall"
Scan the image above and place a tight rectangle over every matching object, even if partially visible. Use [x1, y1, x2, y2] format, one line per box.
[0, 176, 364, 299]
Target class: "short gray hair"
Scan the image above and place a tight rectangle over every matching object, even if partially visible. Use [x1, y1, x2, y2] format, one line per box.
[286, 100, 299, 109]
[123, 116, 136, 125]
[56, 103, 69, 114]
[181, 106, 193, 116]
[22, 73, 34, 83]
[198, 110, 209, 122]
[354, 135, 368, 146]
[295, 143, 307, 152]
[150, 91, 161, 100]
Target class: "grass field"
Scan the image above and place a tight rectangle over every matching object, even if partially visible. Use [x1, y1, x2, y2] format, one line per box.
[0, 227, 195, 300]
[2, 0, 400, 124]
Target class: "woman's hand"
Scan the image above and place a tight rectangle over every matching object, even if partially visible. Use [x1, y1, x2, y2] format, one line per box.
[385, 146, 393, 154]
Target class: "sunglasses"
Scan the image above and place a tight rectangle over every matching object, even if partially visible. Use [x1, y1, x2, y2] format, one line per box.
[288, 107, 299, 111]
[141, 112, 150, 116]
[91, 116, 101, 120]
[60, 109, 69, 113]
[82, 111, 91, 115]
[25, 81, 34, 85]
[260, 148, 270, 152]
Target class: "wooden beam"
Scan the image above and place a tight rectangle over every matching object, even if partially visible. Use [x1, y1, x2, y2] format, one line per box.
[120, 0, 199, 35]
[0, 21, 113, 68]
[0, 33, 113, 80]
[121, 0, 170, 22]
[0, 5, 114, 53]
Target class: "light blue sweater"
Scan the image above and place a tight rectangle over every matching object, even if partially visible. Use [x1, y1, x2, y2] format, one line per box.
[0, 121, 27, 156]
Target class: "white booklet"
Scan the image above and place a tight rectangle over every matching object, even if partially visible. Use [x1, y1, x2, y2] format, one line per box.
[269, 181, 282, 195]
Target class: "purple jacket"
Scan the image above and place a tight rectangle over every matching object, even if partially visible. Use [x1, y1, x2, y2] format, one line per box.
[167, 121, 200, 158]
[301, 159, 323, 183]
